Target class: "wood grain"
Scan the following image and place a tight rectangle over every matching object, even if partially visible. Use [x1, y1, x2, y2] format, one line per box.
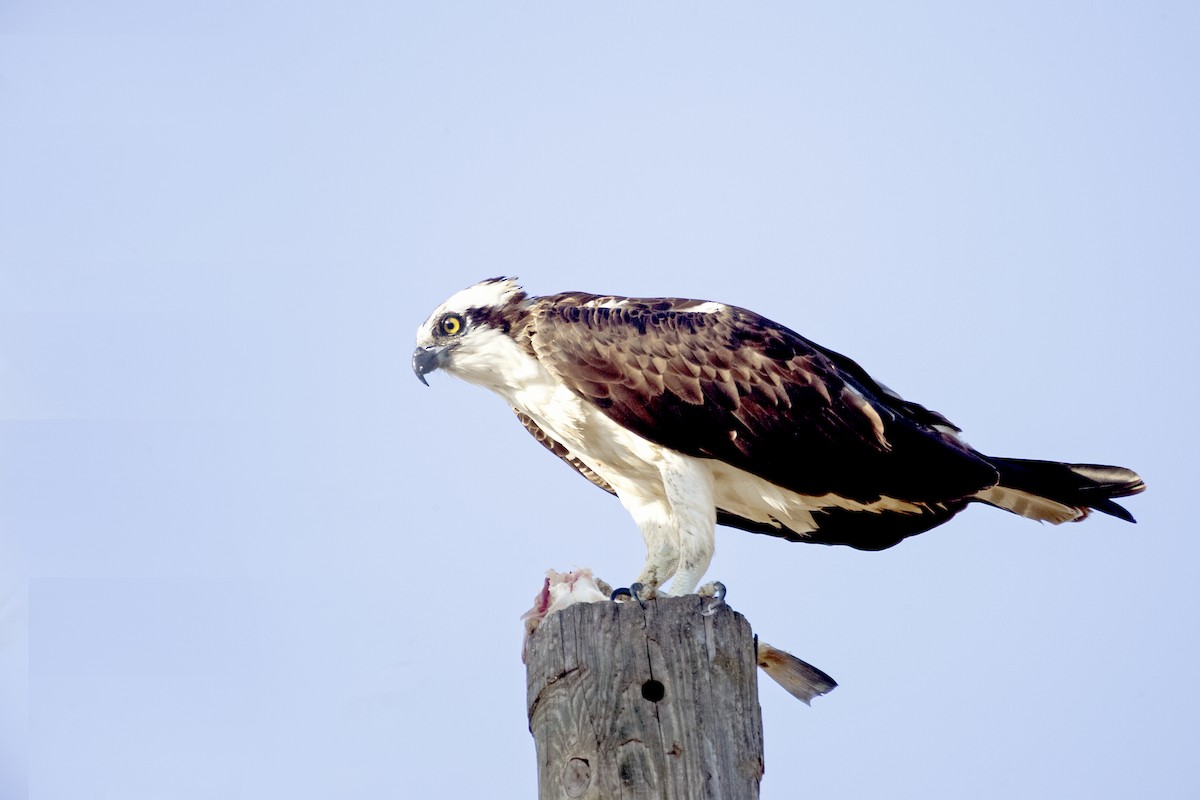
[526, 595, 764, 800]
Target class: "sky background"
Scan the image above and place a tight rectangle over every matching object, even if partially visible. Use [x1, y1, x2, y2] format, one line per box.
[2, 2, 1198, 798]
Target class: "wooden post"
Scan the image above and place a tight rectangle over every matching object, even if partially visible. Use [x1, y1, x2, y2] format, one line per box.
[525, 594, 764, 800]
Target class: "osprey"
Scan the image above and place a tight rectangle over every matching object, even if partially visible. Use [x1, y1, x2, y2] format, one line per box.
[413, 277, 1144, 596]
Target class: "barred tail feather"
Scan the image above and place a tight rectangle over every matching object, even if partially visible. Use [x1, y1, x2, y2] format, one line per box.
[976, 457, 1145, 524]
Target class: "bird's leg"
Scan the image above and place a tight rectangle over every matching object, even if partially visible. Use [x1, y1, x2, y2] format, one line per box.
[613, 489, 678, 599]
[658, 453, 717, 596]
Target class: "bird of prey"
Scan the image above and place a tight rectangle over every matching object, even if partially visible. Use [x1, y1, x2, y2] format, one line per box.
[413, 277, 1144, 597]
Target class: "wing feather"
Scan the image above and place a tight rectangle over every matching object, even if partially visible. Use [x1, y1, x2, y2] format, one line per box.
[529, 294, 998, 505]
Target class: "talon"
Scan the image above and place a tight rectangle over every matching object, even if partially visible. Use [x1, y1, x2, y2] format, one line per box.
[701, 581, 727, 616]
[611, 583, 654, 606]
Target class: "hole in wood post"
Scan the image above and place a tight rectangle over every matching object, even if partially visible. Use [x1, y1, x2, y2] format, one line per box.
[641, 679, 665, 703]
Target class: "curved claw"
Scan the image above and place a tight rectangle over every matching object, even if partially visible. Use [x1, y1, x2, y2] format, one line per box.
[611, 583, 649, 608]
[701, 581, 728, 617]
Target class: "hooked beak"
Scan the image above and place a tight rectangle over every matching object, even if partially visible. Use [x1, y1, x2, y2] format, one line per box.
[412, 345, 450, 386]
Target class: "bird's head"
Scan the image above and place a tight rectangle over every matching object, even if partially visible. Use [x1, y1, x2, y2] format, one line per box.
[413, 277, 529, 389]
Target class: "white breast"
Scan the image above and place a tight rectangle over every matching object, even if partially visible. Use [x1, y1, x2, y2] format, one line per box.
[460, 332, 664, 490]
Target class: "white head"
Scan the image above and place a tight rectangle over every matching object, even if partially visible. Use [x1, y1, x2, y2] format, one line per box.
[412, 277, 530, 389]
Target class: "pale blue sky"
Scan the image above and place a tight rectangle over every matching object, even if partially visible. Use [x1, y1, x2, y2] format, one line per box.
[2, 2, 1198, 798]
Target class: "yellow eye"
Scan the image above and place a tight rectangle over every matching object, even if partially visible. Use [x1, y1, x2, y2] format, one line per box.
[439, 314, 464, 336]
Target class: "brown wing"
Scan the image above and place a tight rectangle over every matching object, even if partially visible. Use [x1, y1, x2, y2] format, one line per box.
[527, 293, 998, 505]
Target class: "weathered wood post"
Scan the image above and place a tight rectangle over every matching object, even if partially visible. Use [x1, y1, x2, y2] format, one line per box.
[525, 594, 764, 800]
